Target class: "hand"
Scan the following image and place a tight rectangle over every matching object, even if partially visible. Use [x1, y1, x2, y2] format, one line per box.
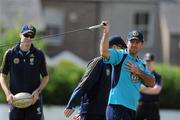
[100, 21, 109, 33]
[31, 89, 40, 104]
[126, 61, 140, 75]
[64, 108, 75, 118]
[73, 113, 81, 120]
[6, 93, 15, 104]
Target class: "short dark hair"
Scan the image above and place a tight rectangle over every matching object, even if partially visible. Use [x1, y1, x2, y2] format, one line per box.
[109, 35, 127, 49]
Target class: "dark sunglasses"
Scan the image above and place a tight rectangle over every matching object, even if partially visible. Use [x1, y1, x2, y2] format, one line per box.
[23, 34, 34, 39]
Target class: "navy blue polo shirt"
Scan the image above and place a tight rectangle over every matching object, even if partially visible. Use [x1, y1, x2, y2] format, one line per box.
[1, 43, 48, 94]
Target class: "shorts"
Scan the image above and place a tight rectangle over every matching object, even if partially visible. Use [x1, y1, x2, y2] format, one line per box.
[9, 99, 43, 120]
[136, 101, 160, 120]
[81, 113, 106, 120]
[106, 104, 136, 120]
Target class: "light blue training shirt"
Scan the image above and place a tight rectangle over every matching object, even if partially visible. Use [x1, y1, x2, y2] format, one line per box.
[104, 49, 154, 111]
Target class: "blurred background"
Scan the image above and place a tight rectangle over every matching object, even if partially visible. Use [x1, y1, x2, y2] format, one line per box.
[0, 0, 180, 119]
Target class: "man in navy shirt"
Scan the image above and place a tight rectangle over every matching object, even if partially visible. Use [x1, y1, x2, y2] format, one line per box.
[136, 53, 162, 120]
[0, 25, 49, 120]
[64, 35, 127, 120]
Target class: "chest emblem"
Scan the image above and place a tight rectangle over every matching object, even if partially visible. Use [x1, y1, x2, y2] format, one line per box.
[30, 54, 35, 57]
[130, 73, 140, 83]
[30, 58, 34, 65]
[106, 68, 110, 76]
[13, 58, 20, 64]
[29, 54, 35, 65]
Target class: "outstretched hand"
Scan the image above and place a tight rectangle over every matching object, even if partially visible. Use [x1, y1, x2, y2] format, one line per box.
[73, 113, 81, 120]
[6, 93, 15, 104]
[31, 89, 40, 104]
[100, 21, 109, 33]
[64, 108, 75, 118]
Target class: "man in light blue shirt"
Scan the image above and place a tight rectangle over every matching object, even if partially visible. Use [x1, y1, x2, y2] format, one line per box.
[99, 21, 155, 120]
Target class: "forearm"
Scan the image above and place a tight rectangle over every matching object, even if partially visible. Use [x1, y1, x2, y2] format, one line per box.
[136, 70, 155, 87]
[0, 74, 11, 96]
[100, 31, 109, 58]
[141, 85, 162, 95]
[100, 21, 110, 59]
[37, 75, 49, 93]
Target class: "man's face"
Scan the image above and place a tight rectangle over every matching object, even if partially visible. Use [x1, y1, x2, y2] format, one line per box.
[20, 32, 34, 48]
[146, 60, 154, 71]
[127, 39, 143, 55]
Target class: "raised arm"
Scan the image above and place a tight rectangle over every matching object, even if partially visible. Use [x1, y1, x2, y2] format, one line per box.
[100, 21, 110, 59]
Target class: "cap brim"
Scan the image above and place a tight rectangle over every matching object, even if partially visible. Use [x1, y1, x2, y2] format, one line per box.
[128, 37, 142, 41]
[21, 30, 34, 35]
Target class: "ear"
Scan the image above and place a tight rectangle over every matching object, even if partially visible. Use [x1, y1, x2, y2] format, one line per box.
[112, 45, 117, 49]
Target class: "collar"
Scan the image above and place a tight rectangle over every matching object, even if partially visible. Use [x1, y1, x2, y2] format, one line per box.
[13, 42, 36, 54]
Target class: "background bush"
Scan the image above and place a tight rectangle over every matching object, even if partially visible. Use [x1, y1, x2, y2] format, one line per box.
[155, 64, 180, 109]
[42, 60, 85, 105]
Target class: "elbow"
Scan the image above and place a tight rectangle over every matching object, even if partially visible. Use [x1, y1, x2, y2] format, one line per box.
[101, 53, 109, 59]
[149, 78, 156, 88]
[100, 50, 110, 59]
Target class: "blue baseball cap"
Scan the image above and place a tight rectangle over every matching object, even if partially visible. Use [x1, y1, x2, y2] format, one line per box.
[127, 30, 144, 42]
[21, 25, 36, 36]
[109, 35, 127, 48]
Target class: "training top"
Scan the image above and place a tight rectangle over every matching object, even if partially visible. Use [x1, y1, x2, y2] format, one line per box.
[104, 49, 154, 111]
[1, 43, 48, 94]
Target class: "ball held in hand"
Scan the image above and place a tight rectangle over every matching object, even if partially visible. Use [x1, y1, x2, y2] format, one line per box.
[12, 92, 33, 108]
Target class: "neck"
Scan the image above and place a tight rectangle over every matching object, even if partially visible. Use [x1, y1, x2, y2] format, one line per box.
[20, 44, 31, 51]
[130, 53, 137, 58]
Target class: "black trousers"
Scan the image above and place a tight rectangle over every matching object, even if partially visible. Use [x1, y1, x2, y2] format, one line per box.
[9, 99, 43, 120]
[136, 102, 160, 120]
[81, 114, 106, 120]
[106, 104, 136, 120]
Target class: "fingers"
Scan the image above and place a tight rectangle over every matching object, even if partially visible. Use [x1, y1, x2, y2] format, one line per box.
[73, 113, 81, 120]
[100, 21, 109, 33]
[101, 21, 108, 26]
[31, 91, 39, 104]
[125, 61, 133, 71]
[64, 108, 74, 118]
[7, 94, 14, 104]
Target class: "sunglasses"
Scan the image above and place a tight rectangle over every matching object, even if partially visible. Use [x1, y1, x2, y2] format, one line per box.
[23, 34, 34, 39]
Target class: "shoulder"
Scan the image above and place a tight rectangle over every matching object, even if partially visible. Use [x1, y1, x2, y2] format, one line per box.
[88, 56, 103, 66]
[153, 71, 162, 78]
[4, 47, 14, 57]
[33, 47, 45, 56]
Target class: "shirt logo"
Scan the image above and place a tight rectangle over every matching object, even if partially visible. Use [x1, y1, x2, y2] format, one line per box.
[29, 54, 35, 65]
[37, 107, 41, 115]
[106, 68, 110, 76]
[30, 58, 34, 65]
[131, 73, 140, 83]
[13, 58, 20, 64]
[30, 54, 35, 57]
[132, 31, 139, 37]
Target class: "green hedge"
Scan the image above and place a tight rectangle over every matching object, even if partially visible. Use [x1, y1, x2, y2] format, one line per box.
[155, 64, 180, 109]
[42, 60, 85, 105]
